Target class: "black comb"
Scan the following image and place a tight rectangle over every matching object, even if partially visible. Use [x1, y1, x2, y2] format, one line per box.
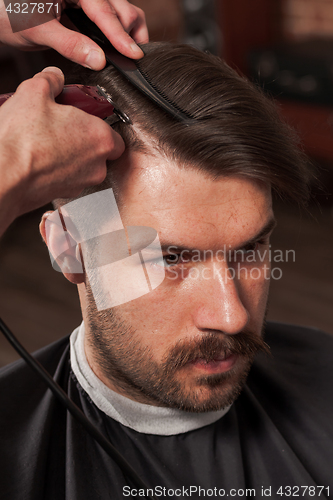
[64, 8, 191, 123]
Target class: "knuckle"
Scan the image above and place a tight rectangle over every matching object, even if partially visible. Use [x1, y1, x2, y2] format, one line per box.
[91, 166, 107, 185]
[16, 76, 53, 103]
[61, 36, 83, 61]
[16, 78, 31, 93]
[105, 130, 124, 152]
[99, 139, 116, 159]
[96, 120, 114, 142]
[93, 1, 116, 18]
[135, 6, 145, 20]
[108, 4, 117, 16]
[34, 76, 53, 94]
[15, 80, 31, 98]
[91, 3, 116, 19]
[117, 4, 141, 31]
[17, 76, 46, 95]
[127, 8, 139, 25]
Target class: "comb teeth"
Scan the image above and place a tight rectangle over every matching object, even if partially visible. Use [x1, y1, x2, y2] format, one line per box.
[64, 7, 193, 124]
[136, 65, 193, 121]
[102, 43, 192, 123]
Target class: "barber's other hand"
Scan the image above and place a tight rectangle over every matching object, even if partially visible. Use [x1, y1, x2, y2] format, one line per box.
[0, 0, 148, 69]
[0, 67, 125, 236]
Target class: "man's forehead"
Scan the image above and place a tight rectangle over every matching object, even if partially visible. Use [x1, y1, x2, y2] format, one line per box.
[114, 151, 273, 250]
[115, 151, 270, 206]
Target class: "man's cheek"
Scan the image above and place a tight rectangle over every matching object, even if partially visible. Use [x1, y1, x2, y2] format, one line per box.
[234, 262, 270, 314]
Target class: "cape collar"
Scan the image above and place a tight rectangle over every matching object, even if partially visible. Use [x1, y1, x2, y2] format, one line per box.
[70, 322, 231, 436]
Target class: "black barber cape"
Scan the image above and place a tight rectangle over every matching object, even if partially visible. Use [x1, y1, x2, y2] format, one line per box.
[0, 322, 332, 500]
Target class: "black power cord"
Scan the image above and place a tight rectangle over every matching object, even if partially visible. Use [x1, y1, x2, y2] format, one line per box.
[0, 316, 156, 500]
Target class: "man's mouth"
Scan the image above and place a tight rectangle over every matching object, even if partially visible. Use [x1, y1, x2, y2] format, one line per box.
[189, 352, 239, 374]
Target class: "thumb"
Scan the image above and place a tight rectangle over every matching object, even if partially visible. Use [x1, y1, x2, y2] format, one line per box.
[33, 66, 65, 98]
[32, 19, 106, 70]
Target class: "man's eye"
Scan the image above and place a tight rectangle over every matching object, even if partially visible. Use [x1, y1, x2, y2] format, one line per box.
[229, 238, 269, 263]
[163, 254, 181, 267]
[145, 253, 181, 271]
[230, 243, 258, 261]
[241, 242, 258, 253]
[241, 237, 269, 254]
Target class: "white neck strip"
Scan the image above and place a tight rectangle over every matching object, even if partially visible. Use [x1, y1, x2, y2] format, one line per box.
[70, 322, 231, 436]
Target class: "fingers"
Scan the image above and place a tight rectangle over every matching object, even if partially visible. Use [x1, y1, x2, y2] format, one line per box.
[53, 113, 125, 190]
[0, 0, 149, 68]
[79, 0, 146, 59]
[105, 1, 148, 43]
[129, 8, 149, 45]
[113, 3, 149, 45]
[14, 66, 64, 103]
[105, 128, 126, 161]
[27, 18, 106, 69]
[85, 120, 126, 187]
[0, 64, 127, 227]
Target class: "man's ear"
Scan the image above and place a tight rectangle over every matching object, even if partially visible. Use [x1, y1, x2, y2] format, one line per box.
[40, 211, 85, 284]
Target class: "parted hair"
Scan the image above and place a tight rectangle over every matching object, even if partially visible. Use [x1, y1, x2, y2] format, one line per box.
[58, 42, 312, 207]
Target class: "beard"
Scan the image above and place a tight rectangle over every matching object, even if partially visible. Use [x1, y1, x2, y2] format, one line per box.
[85, 283, 270, 413]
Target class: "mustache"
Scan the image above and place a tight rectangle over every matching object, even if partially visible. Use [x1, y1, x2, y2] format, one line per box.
[164, 329, 271, 372]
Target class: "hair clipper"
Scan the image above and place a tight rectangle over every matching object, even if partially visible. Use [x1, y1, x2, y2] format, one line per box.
[0, 84, 129, 124]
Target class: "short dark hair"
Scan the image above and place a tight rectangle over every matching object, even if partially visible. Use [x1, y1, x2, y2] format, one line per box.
[57, 42, 312, 208]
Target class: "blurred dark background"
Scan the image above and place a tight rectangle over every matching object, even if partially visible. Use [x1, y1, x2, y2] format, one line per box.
[0, 0, 332, 366]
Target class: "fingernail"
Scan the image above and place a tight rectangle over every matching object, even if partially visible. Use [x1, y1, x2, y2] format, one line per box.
[130, 42, 144, 57]
[85, 50, 105, 70]
[41, 211, 54, 220]
[41, 67, 64, 77]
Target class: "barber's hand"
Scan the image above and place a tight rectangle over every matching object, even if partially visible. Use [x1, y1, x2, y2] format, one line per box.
[0, 0, 148, 69]
[0, 66, 125, 236]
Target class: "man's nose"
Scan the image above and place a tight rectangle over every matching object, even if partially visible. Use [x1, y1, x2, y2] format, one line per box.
[191, 261, 249, 335]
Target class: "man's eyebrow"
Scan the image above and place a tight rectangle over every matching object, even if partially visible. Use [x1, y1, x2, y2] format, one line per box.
[156, 216, 277, 254]
[235, 216, 277, 251]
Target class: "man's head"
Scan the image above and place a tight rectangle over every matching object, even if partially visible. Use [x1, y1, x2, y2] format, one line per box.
[41, 42, 310, 412]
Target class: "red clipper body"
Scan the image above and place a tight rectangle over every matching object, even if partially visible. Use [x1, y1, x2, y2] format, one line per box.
[0, 84, 117, 119]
